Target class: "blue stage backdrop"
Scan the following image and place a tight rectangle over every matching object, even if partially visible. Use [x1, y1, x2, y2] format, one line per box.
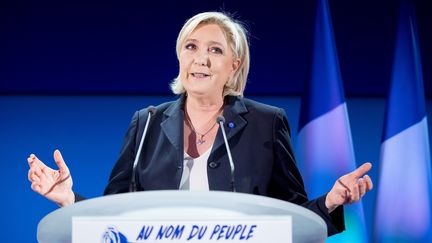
[0, 95, 431, 242]
[0, 0, 431, 97]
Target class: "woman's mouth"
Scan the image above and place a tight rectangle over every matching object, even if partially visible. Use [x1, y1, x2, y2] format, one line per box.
[191, 72, 210, 78]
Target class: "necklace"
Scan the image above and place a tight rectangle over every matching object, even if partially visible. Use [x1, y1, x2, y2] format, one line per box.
[185, 109, 222, 145]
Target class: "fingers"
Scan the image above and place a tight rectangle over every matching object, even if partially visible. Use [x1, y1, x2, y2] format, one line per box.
[28, 160, 51, 194]
[331, 162, 374, 207]
[351, 162, 372, 178]
[358, 178, 366, 198]
[345, 176, 371, 204]
[53, 149, 69, 174]
[28, 154, 41, 182]
[350, 180, 360, 203]
[28, 169, 40, 182]
[28, 154, 47, 167]
[28, 154, 42, 172]
[364, 174, 373, 191]
[30, 170, 46, 194]
[31, 181, 42, 194]
[27, 154, 36, 165]
[35, 166, 49, 185]
[28, 168, 33, 182]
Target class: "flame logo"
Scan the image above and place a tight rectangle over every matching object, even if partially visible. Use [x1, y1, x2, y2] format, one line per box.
[101, 226, 128, 243]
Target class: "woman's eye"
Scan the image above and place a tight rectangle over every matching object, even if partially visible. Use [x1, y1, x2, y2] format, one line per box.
[185, 43, 196, 50]
[210, 47, 223, 54]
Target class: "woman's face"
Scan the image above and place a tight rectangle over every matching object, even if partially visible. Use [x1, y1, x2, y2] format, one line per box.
[179, 24, 240, 99]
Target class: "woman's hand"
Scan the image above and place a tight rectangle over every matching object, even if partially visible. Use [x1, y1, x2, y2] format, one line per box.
[325, 162, 373, 213]
[27, 150, 75, 207]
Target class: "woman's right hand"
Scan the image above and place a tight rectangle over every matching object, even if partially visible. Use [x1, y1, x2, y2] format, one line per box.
[27, 149, 75, 207]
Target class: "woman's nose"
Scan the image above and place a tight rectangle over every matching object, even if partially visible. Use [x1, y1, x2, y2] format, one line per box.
[194, 51, 209, 66]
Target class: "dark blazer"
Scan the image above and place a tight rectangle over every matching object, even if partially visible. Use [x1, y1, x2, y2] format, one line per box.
[102, 94, 345, 236]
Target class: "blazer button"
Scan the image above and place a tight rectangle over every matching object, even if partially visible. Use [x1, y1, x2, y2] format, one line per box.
[208, 161, 219, 169]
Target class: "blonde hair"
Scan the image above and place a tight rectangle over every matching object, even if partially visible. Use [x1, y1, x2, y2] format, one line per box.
[170, 12, 250, 97]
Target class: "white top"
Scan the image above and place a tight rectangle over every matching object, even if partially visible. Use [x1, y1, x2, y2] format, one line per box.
[179, 146, 212, 191]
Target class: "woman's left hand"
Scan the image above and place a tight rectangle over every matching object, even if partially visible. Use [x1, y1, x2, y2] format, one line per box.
[325, 162, 373, 212]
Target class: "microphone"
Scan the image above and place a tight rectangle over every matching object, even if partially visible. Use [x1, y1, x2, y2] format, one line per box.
[217, 115, 236, 192]
[129, 106, 156, 192]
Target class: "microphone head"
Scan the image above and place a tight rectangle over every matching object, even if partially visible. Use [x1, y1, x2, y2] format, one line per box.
[147, 106, 156, 115]
[216, 115, 225, 123]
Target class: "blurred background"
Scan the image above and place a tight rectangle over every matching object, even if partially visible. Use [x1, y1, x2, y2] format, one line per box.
[1, 0, 431, 242]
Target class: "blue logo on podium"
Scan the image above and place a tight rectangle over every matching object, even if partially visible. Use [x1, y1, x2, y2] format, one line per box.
[102, 226, 128, 243]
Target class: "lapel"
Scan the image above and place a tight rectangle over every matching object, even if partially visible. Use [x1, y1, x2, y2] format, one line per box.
[160, 95, 185, 167]
[210, 95, 248, 158]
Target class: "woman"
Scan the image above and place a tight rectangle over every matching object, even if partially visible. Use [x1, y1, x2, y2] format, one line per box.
[27, 12, 373, 236]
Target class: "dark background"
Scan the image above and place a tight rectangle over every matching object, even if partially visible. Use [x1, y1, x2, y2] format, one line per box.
[1, 0, 431, 97]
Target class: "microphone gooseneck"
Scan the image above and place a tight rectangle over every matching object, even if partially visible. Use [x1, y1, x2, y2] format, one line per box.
[217, 115, 236, 192]
[129, 106, 156, 192]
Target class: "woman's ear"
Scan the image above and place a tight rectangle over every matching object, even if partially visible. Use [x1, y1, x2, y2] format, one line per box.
[232, 58, 241, 72]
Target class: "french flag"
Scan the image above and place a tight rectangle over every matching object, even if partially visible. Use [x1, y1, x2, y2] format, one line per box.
[374, 0, 432, 242]
[296, 0, 368, 241]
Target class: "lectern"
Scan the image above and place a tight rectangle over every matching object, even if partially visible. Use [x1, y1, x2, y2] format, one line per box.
[37, 191, 327, 242]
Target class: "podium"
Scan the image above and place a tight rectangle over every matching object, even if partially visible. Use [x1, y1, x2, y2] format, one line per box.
[37, 191, 327, 242]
